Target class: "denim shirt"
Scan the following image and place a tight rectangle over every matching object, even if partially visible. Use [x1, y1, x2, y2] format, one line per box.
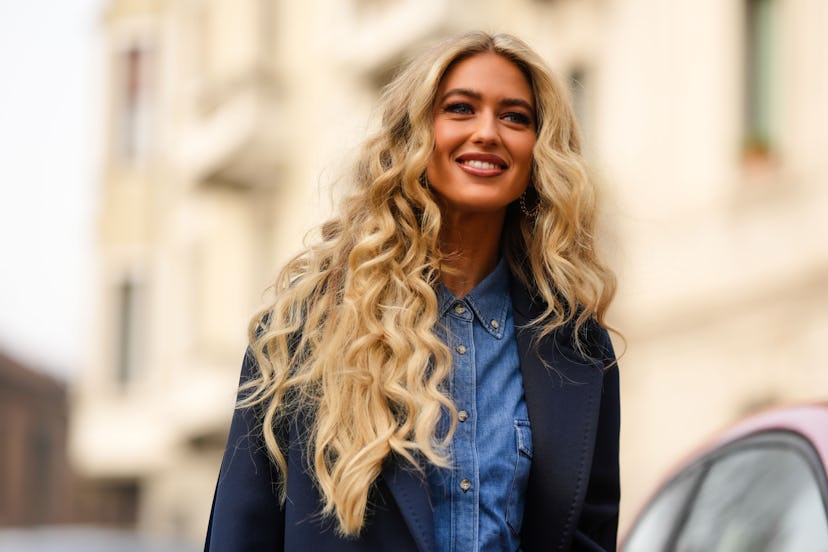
[428, 259, 533, 552]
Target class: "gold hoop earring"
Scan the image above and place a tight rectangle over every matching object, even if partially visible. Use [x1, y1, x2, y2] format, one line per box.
[520, 188, 539, 218]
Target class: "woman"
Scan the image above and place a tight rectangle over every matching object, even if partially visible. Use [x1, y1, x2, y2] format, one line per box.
[206, 31, 619, 552]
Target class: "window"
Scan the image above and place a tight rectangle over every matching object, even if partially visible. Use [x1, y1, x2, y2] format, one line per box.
[27, 425, 52, 521]
[258, 0, 275, 61]
[744, 0, 778, 156]
[676, 442, 828, 551]
[355, 0, 399, 14]
[623, 432, 828, 552]
[115, 279, 142, 386]
[118, 43, 153, 160]
[622, 464, 705, 551]
[568, 67, 591, 150]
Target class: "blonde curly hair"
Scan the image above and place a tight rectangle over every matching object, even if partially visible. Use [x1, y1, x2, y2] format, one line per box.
[240, 31, 616, 536]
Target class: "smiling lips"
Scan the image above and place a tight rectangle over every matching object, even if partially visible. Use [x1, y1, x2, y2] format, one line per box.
[456, 153, 507, 176]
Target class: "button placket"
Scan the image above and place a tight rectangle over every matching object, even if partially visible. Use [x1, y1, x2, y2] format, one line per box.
[447, 299, 476, 515]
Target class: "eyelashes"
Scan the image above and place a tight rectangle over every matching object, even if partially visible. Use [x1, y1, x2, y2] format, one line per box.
[503, 112, 532, 125]
[441, 102, 533, 127]
[444, 102, 474, 115]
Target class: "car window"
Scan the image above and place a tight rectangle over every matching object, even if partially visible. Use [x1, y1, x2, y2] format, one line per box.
[674, 444, 828, 552]
[622, 463, 704, 551]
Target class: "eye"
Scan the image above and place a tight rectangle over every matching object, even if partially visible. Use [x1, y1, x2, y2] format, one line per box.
[502, 112, 533, 126]
[443, 102, 474, 115]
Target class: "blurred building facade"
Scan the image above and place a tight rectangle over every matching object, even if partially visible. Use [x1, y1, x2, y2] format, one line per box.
[0, 352, 73, 526]
[1, 349, 148, 529]
[70, 0, 828, 544]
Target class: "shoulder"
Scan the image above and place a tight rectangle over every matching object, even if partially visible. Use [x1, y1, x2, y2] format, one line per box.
[575, 317, 616, 369]
[511, 278, 615, 369]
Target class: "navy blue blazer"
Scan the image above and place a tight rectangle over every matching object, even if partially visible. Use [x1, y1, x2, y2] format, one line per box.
[205, 281, 620, 551]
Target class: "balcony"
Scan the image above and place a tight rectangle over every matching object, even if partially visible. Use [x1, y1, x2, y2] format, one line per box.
[177, 67, 286, 189]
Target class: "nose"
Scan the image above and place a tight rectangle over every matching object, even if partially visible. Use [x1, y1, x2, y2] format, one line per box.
[471, 111, 501, 145]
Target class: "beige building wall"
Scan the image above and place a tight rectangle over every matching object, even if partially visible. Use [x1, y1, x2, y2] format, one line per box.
[604, 0, 828, 532]
[70, 0, 828, 544]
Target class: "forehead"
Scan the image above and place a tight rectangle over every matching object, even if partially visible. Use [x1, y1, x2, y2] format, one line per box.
[437, 52, 534, 106]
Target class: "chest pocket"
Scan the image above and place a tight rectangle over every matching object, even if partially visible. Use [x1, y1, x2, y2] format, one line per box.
[506, 418, 533, 536]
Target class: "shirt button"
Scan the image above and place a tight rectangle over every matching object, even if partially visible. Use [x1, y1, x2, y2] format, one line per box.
[490, 319, 500, 329]
[453, 303, 466, 315]
[459, 478, 472, 493]
[458, 409, 469, 422]
[455, 344, 467, 355]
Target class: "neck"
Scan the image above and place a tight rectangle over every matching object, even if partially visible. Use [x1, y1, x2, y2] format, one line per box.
[438, 211, 505, 297]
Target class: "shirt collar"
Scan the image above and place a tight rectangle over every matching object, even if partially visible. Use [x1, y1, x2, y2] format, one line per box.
[437, 257, 511, 339]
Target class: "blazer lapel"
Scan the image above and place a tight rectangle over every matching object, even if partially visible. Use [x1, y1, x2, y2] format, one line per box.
[381, 458, 436, 552]
[510, 281, 606, 551]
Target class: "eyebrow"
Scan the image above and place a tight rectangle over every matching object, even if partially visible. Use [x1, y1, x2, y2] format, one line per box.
[439, 88, 534, 113]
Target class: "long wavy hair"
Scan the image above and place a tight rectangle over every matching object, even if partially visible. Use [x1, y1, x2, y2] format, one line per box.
[241, 31, 616, 536]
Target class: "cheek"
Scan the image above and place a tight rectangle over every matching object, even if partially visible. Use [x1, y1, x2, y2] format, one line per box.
[432, 122, 463, 156]
[521, 136, 536, 158]
[519, 141, 536, 173]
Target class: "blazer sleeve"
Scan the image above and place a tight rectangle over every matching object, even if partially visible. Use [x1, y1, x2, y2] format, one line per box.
[572, 327, 621, 551]
[204, 349, 285, 551]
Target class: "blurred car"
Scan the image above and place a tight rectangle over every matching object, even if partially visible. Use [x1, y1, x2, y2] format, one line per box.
[621, 403, 828, 551]
[0, 526, 199, 552]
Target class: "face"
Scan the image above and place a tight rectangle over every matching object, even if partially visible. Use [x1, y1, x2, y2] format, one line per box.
[426, 52, 536, 217]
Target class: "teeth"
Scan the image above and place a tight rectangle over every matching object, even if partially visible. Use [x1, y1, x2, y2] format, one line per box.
[463, 160, 500, 170]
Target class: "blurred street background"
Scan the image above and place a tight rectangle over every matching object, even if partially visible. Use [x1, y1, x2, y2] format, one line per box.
[1, 0, 827, 547]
